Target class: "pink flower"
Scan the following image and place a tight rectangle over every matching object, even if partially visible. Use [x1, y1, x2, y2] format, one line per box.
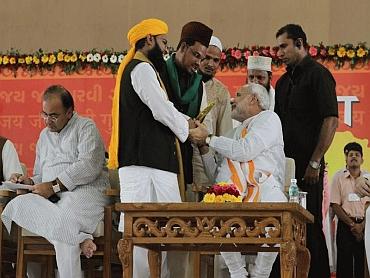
[309, 46, 318, 57]
[269, 49, 277, 58]
[244, 50, 251, 59]
[233, 49, 242, 60]
[253, 51, 259, 56]
[221, 52, 226, 60]
[262, 49, 270, 56]
[231, 49, 235, 57]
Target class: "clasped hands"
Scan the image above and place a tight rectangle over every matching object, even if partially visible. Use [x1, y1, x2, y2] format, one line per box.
[188, 119, 208, 146]
[9, 173, 55, 199]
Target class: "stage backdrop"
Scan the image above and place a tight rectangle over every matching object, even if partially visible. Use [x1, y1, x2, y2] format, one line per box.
[0, 63, 369, 179]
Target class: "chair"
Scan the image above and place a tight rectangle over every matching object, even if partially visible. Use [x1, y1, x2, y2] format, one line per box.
[0, 163, 27, 278]
[15, 168, 121, 278]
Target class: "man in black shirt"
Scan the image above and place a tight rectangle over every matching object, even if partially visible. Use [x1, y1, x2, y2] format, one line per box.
[273, 24, 338, 278]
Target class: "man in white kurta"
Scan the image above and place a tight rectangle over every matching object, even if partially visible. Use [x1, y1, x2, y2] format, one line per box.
[1, 85, 109, 278]
[0, 137, 23, 181]
[193, 83, 287, 278]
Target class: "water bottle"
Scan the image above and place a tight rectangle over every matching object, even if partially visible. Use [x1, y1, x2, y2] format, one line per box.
[288, 178, 299, 203]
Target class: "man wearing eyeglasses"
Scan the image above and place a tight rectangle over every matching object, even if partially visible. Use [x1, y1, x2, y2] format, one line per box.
[160, 21, 213, 191]
[2, 85, 109, 278]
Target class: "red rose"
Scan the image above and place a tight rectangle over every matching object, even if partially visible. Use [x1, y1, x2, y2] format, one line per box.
[262, 49, 270, 56]
[221, 52, 226, 60]
[253, 51, 259, 56]
[320, 48, 327, 57]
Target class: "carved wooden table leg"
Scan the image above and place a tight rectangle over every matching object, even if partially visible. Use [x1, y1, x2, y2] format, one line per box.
[148, 249, 161, 278]
[118, 238, 133, 278]
[296, 245, 310, 278]
[280, 241, 296, 278]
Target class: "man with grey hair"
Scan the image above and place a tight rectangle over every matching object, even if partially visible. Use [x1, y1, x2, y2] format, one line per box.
[191, 83, 287, 278]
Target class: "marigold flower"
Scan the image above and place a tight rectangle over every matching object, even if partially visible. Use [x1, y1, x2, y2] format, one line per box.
[18, 58, 25, 64]
[346, 49, 355, 59]
[57, 52, 64, 62]
[9, 57, 16, 64]
[33, 56, 40, 65]
[79, 54, 87, 62]
[203, 193, 215, 203]
[70, 54, 78, 62]
[328, 48, 335, 56]
[49, 54, 56, 64]
[215, 195, 224, 203]
[3, 56, 9, 65]
[41, 55, 49, 64]
[337, 47, 346, 58]
[25, 56, 33, 65]
[64, 55, 71, 63]
[357, 48, 367, 58]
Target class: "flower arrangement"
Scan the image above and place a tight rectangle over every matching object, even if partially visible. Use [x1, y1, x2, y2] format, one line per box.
[0, 49, 126, 76]
[0, 43, 369, 76]
[202, 182, 242, 203]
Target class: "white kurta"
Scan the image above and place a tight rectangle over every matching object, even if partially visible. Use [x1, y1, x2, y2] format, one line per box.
[202, 110, 286, 192]
[2, 139, 23, 180]
[1, 113, 109, 245]
[201, 110, 286, 277]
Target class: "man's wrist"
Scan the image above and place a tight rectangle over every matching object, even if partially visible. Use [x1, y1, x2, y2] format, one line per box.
[309, 160, 321, 170]
[51, 179, 61, 193]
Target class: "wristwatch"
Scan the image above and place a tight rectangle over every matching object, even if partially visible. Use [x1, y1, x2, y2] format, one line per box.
[309, 160, 321, 170]
[51, 179, 61, 193]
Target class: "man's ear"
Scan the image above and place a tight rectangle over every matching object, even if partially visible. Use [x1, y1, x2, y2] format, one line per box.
[179, 42, 187, 53]
[146, 35, 154, 47]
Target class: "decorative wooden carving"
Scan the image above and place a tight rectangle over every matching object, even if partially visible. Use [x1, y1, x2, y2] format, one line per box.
[281, 241, 297, 271]
[132, 216, 281, 239]
[118, 239, 132, 269]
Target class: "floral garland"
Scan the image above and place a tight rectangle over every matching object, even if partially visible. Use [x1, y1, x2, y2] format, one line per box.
[203, 182, 242, 203]
[220, 42, 369, 70]
[0, 43, 369, 76]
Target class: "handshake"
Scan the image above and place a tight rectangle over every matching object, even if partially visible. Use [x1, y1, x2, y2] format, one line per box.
[187, 119, 209, 146]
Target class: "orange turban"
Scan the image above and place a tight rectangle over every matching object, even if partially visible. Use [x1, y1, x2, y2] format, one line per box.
[108, 18, 168, 169]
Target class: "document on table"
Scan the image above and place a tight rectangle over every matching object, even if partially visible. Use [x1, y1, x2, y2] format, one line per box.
[0, 182, 33, 191]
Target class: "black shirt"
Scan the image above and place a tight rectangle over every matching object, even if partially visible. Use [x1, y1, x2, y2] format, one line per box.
[274, 55, 338, 180]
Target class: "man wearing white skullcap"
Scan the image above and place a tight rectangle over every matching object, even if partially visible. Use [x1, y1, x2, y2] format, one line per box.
[247, 56, 275, 110]
[193, 36, 233, 200]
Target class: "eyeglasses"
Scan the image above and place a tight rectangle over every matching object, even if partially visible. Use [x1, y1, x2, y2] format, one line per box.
[187, 46, 204, 60]
[40, 111, 61, 122]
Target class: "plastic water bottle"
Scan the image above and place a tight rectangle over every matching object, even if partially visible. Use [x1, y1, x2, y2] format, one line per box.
[288, 178, 299, 203]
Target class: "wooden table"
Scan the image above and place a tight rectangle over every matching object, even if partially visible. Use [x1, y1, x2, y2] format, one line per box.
[116, 202, 314, 278]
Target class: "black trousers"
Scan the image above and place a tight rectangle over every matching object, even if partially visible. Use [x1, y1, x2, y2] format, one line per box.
[270, 175, 330, 278]
[336, 220, 364, 278]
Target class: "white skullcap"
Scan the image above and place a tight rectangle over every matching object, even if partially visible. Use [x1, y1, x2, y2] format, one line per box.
[247, 56, 272, 72]
[209, 36, 223, 52]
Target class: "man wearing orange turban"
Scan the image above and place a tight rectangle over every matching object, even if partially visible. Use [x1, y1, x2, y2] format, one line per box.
[108, 18, 207, 278]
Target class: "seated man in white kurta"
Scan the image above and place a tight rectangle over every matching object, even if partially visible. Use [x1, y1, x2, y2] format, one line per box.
[193, 83, 287, 278]
[1, 85, 109, 278]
